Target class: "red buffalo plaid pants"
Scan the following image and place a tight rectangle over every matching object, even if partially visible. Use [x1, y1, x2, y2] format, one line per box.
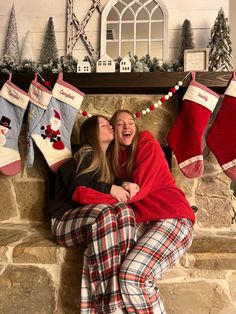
[51, 203, 136, 313]
[119, 218, 194, 314]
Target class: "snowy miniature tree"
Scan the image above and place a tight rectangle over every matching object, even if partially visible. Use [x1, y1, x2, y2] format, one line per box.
[208, 7, 232, 71]
[178, 19, 194, 67]
[39, 17, 59, 64]
[4, 4, 20, 65]
[21, 30, 35, 61]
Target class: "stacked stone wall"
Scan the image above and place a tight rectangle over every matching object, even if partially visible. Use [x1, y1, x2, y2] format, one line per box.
[0, 95, 236, 313]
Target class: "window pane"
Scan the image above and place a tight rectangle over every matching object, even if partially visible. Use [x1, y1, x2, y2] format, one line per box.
[139, 0, 149, 5]
[107, 23, 119, 40]
[136, 8, 149, 20]
[121, 23, 134, 40]
[122, 8, 134, 21]
[136, 23, 149, 40]
[121, 41, 134, 57]
[114, 1, 126, 12]
[107, 8, 119, 21]
[136, 41, 148, 57]
[151, 22, 163, 39]
[122, 0, 132, 5]
[152, 6, 163, 20]
[130, 2, 140, 12]
[146, 2, 157, 13]
[107, 42, 119, 59]
[151, 41, 163, 59]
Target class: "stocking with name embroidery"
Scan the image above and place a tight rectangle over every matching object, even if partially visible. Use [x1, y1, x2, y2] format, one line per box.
[28, 72, 85, 172]
[167, 72, 220, 178]
[0, 74, 29, 176]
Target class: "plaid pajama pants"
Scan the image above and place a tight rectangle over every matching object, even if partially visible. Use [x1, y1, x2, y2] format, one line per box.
[51, 203, 137, 313]
[119, 218, 194, 314]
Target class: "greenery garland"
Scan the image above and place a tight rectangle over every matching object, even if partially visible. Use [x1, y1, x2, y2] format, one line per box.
[0, 53, 182, 74]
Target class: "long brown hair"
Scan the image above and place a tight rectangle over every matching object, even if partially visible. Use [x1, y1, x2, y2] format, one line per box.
[74, 115, 114, 183]
[109, 109, 139, 180]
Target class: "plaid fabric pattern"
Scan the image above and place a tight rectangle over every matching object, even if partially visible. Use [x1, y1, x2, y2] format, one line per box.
[51, 203, 136, 313]
[119, 218, 194, 314]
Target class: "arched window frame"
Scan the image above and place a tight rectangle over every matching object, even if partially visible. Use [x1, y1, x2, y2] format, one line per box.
[100, 0, 168, 61]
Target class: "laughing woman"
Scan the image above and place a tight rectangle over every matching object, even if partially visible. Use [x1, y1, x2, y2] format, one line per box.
[73, 110, 195, 313]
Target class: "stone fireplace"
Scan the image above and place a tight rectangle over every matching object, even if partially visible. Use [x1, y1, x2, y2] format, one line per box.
[0, 71, 236, 313]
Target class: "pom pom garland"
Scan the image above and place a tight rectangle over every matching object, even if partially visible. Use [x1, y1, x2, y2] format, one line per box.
[134, 79, 185, 118]
[79, 110, 92, 117]
[75, 76, 189, 119]
[36, 72, 191, 119]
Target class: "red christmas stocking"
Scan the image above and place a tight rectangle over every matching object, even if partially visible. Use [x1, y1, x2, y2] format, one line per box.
[206, 72, 236, 180]
[167, 72, 220, 178]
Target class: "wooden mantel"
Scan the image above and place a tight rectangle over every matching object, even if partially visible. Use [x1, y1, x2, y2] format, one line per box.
[0, 71, 233, 94]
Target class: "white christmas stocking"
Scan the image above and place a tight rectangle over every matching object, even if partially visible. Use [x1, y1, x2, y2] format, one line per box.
[27, 73, 52, 168]
[28, 72, 85, 172]
[0, 75, 29, 176]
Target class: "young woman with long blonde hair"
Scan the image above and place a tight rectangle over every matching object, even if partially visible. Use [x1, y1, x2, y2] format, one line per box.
[48, 114, 139, 314]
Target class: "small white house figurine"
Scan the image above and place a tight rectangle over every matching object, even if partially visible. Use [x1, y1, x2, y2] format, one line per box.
[119, 56, 131, 72]
[96, 53, 115, 73]
[77, 61, 91, 73]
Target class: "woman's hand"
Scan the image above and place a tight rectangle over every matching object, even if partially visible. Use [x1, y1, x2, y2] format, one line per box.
[110, 185, 130, 202]
[122, 182, 140, 199]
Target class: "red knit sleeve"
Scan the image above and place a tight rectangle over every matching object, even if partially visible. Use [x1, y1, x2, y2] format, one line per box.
[72, 186, 117, 205]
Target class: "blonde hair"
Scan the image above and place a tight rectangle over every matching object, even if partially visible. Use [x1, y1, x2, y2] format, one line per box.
[74, 115, 114, 183]
[109, 109, 139, 180]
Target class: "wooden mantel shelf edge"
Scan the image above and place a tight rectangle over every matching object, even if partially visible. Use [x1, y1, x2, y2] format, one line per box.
[0, 71, 233, 94]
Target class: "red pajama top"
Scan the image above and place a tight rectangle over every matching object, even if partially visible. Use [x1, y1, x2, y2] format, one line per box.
[73, 131, 195, 224]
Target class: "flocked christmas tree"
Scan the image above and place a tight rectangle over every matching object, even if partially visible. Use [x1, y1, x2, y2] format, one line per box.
[21, 30, 35, 61]
[4, 4, 20, 65]
[178, 19, 194, 67]
[39, 17, 59, 65]
[208, 7, 232, 71]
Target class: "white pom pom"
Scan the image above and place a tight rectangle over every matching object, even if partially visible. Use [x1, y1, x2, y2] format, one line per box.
[175, 85, 179, 90]
[168, 92, 173, 97]
[157, 100, 162, 105]
[88, 113, 92, 117]
[164, 95, 169, 100]
[146, 108, 150, 113]
[178, 81, 183, 86]
[154, 102, 159, 108]
[79, 110, 83, 114]
[142, 109, 147, 115]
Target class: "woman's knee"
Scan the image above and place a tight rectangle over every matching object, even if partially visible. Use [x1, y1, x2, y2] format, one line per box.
[95, 204, 117, 224]
[114, 204, 136, 221]
[119, 261, 143, 286]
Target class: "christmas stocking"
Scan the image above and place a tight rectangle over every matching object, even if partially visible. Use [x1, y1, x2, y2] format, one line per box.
[206, 72, 236, 180]
[167, 72, 220, 178]
[0, 74, 29, 176]
[27, 73, 52, 168]
[28, 72, 85, 172]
